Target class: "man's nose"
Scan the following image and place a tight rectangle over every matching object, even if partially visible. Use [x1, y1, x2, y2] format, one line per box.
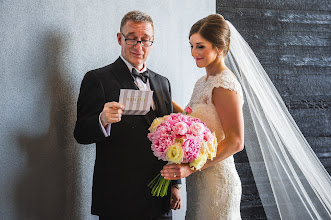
[134, 41, 143, 50]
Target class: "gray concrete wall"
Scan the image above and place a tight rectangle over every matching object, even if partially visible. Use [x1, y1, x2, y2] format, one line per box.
[0, 1, 215, 219]
[217, 0, 331, 219]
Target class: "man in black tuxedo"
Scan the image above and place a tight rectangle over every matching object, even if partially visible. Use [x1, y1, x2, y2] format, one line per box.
[74, 10, 181, 220]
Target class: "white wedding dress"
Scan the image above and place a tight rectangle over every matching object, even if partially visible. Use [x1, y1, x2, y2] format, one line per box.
[185, 70, 243, 220]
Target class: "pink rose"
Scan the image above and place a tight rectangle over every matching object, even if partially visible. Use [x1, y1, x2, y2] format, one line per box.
[173, 122, 188, 135]
[185, 106, 193, 114]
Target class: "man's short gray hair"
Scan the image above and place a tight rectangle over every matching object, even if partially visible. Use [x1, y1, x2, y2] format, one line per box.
[120, 10, 154, 32]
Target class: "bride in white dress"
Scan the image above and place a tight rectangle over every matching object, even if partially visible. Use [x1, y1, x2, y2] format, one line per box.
[162, 14, 331, 220]
[163, 14, 244, 219]
[184, 69, 243, 220]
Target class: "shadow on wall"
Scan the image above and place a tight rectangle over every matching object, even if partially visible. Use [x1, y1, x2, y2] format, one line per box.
[15, 33, 80, 220]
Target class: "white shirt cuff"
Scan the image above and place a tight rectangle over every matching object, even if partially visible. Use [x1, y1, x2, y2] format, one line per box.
[99, 113, 111, 137]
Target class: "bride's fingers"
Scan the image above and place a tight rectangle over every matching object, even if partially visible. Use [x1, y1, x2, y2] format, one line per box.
[161, 171, 179, 180]
[163, 163, 181, 170]
[161, 172, 175, 180]
[161, 163, 193, 179]
[161, 166, 178, 176]
[161, 166, 179, 173]
[163, 173, 184, 180]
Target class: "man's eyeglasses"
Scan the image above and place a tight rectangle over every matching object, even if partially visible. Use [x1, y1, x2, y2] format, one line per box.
[121, 33, 153, 47]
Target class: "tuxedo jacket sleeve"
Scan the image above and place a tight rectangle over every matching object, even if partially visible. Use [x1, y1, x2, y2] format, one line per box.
[74, 69, 109, 144]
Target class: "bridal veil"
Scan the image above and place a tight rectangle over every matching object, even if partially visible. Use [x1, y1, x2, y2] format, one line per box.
[225, 21, 331, 219]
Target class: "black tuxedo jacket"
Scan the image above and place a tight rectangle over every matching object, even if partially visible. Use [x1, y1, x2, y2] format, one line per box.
[74, 57, 180, 218]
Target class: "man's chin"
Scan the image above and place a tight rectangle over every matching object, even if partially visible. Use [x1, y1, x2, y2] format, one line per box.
[129, 59, 144, 69]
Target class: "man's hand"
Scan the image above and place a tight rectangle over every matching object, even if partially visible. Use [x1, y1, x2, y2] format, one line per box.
[100, 102, 125, 127]
[170, 186, 181, 210]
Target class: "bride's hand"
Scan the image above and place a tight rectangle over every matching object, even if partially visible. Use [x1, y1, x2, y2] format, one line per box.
[161, 163, 195, 180]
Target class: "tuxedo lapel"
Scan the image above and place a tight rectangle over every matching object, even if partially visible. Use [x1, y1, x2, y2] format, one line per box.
[148, 70, 167, 117]
[112, 57, 139, 90]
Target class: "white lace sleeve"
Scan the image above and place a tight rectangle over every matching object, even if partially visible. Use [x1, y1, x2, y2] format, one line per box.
[208, 70, 243, 104]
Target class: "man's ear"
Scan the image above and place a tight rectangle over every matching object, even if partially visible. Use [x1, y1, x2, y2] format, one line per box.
[117, 33, 122, 45]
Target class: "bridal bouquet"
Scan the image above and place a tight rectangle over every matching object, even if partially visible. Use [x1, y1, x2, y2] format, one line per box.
[147, 107, 218, 197]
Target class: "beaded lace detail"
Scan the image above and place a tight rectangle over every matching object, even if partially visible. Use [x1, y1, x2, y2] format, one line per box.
[185, 70, 243, 220]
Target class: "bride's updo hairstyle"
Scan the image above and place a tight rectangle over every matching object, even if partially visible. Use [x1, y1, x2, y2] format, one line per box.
[189, 14, 231, 56]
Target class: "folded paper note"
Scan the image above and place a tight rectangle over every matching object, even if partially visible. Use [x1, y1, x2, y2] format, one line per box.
[119, 89, 153, 115]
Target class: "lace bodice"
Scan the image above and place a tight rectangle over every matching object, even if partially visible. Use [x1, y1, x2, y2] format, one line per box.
[185, 70, 243, 220]
[186, 70, 243, 142]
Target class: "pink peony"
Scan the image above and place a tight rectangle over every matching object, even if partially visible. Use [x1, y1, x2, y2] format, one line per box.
[182, 136, 202, 163]
[151, 133, 174, 160]
[172, 122, 188, 135]
[190, 122, 205, 137]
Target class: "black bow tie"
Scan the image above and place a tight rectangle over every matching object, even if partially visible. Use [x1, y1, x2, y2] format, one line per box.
[131, 68, 149, 83]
